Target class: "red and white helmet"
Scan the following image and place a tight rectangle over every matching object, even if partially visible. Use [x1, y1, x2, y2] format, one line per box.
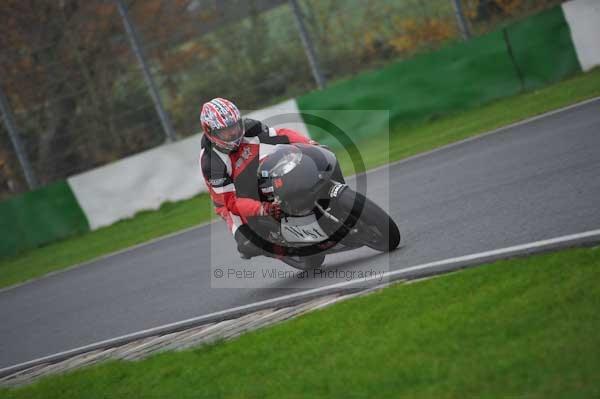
[200, 98, 244, 153]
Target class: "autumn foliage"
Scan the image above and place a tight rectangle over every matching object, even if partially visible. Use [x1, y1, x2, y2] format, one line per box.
[0, 0, 564, 199]
[0, 0, 208, 197]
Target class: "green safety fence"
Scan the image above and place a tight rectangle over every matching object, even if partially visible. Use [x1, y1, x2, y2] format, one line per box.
[296, 6, 580, 147]
[0, 181, 89, 258]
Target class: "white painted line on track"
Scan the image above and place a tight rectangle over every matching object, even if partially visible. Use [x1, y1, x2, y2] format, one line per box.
[199, 228, 600, 304]
[2, 228, 599, 376]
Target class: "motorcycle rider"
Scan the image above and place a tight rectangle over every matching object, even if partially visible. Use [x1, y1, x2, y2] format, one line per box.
[199, 97, 318, 259]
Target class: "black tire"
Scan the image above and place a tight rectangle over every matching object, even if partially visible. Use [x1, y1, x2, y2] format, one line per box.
[300, 253, 326, 270]
[281, 253, 326, 271]
[333, 188, 400, 252]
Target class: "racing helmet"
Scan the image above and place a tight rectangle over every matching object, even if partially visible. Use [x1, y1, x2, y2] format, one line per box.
[200, 98, 244, 153]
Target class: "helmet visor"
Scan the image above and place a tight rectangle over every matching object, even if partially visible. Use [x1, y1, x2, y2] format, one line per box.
[212, 120, 244, 145]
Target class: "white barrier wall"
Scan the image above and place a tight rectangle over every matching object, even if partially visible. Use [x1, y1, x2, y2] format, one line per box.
[244, 98, 311, 138]
[68, 99, 310, 230]
[68, 134, 205, 230]
[563, 0, 600, 72]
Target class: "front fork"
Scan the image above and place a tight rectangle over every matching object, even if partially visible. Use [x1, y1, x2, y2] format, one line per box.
[314, 183, 365, 248]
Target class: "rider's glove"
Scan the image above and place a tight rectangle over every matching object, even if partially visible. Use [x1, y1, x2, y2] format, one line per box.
[261, 201, 282, 221]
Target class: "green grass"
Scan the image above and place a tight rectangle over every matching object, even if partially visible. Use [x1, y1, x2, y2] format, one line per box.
[1, 68, 600, 289]
[2, 246, 599, 398]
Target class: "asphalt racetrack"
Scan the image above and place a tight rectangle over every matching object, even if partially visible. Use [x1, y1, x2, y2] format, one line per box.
[1, 99, 600, 368]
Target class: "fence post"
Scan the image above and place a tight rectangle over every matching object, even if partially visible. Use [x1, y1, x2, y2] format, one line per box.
[451, 0, 471, 40]
[502, 28, 525, 92]
[0, 85, 38, 190]
[115, 0, 177, 142]
[289, 0, 327, 89]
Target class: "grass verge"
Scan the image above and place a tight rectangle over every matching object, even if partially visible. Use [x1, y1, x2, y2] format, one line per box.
[1, 68, 600, 289]
[2, 245, 599, 398]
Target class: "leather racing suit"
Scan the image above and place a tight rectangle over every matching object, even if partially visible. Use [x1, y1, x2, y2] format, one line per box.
[200, 118, 315, 257]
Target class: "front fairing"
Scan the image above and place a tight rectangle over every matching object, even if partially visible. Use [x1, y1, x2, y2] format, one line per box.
[257, 144, 338, 216]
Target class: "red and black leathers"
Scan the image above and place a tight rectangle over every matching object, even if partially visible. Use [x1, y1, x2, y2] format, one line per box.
[200, 118, 314, 237]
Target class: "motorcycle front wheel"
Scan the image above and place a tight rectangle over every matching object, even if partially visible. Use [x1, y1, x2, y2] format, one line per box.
[332, 188, 401, 252]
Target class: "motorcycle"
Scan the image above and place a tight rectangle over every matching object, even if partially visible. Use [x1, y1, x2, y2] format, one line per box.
[243, 143, 401, 270]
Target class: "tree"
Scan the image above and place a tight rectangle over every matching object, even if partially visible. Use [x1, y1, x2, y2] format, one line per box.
[0, 1, 129, 188]
[0, 0, 199, 195]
